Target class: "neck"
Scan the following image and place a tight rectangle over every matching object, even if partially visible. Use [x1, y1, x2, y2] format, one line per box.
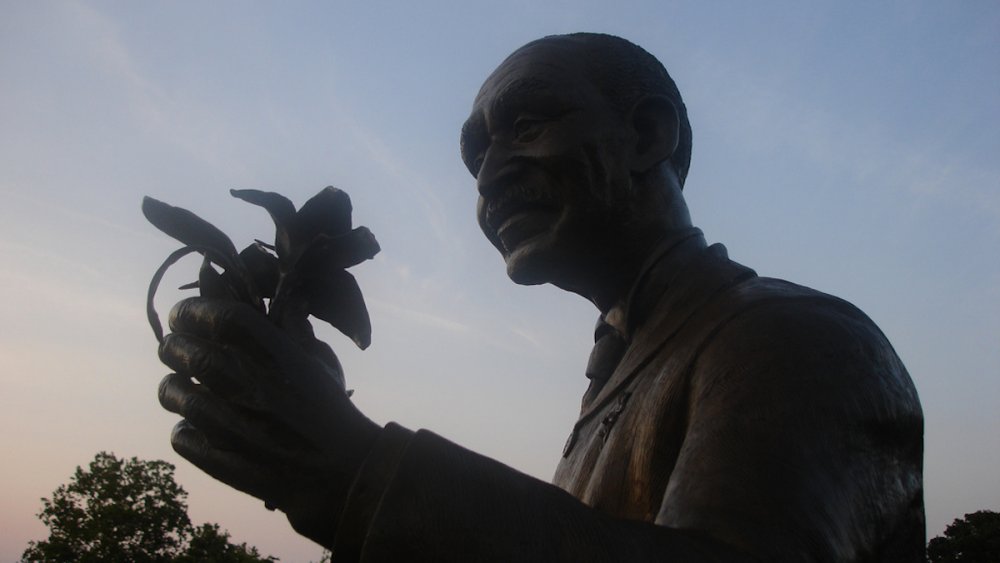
[574, 172, 693, 325]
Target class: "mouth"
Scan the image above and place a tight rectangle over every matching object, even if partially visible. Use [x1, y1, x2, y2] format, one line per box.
[483, 183, 559, 252]
[485, 183, 557, 232]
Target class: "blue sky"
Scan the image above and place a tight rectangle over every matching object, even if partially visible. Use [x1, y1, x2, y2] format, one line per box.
[1, 2, 998, 560]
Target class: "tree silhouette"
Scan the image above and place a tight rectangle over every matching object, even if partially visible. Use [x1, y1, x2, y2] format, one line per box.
[927, 510, 1000, 563]
[21, 452, 275, 562]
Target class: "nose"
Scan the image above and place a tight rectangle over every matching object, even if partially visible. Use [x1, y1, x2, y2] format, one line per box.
[476, 143, 505, 198]
[477, 142, 530, 200]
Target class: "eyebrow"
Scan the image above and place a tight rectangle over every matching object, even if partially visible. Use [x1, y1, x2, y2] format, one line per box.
[460, 116, 483, 160]
[460, 75, 565, 165]
[491, 76, 551, 115]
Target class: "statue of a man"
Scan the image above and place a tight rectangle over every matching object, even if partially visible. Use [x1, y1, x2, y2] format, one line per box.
[157, 34, 924, 561]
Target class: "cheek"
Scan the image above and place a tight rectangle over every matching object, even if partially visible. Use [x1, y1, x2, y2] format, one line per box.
[561, 140, 630, 212]
[531, 138, 604, 191]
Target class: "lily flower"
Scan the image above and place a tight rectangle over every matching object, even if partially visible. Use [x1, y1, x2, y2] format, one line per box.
[142, 186, 380, 365]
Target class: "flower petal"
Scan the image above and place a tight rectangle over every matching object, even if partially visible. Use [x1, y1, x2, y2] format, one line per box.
[303, 269, 372, 350]
[298, 227, 380, 275]
[230, 189, 297, 259]
[296, 186, 353, 239]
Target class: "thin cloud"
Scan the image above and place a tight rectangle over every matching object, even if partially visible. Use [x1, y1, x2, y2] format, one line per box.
[339, 112, 457, 250]
[510, 326, 549, 354]
[58, 2, 250, 177]
[369, 298, 470, 333]
[688, 51, 1000, 229]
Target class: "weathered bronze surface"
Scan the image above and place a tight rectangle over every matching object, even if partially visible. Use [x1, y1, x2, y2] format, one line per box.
[155, 33, 924, 562]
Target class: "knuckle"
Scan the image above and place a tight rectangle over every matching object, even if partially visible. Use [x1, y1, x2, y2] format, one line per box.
[181, 391, 206, 416]
[160, 333, 217, 379]
[159, 335, 190, 373]
[170, 420, 203, 458]
[157, 374, 176, 409]
[167, 297, 198, 332]
[158, 333, 181, 367]
[168, 297, 238, 335]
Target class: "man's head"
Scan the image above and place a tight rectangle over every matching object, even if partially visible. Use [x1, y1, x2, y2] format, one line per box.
[461, 34, 692, 298]
[516, 33, 692, 186]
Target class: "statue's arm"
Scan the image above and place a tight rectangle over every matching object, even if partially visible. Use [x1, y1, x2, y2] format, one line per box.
[328, 299, 922, 562]
[330, 424, 757, 562]
[658, 298, 924, 561]
[159, 300, 754, 561]
[158, 296, 922, 561]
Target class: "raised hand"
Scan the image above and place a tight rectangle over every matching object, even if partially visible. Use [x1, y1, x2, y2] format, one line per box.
[157, 297, 380, 547]
[142, 187, 383, 547]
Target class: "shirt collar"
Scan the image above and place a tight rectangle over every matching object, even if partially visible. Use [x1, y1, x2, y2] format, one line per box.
[598, 227, 707, 342]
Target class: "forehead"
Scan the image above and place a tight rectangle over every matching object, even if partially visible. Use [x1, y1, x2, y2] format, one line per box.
[470, 41, 598, 116]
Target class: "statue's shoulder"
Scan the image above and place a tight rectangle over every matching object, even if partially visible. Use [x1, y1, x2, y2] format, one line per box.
[721, 275, 896, 355]
[670, 244, 877, 335]
[693, 272, 919, 414]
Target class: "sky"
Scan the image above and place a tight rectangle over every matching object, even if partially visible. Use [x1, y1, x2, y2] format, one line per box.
[1, 1, 998, 560]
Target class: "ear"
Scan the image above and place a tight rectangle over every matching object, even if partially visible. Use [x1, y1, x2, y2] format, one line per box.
[628, 95, 679, 174]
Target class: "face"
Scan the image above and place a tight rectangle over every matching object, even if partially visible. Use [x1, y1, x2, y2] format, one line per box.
[461, 40, 635, 287]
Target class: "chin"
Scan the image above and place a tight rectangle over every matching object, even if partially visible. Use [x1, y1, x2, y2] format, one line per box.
[506, 261, 548, 286]
[503, 242, 563, 286]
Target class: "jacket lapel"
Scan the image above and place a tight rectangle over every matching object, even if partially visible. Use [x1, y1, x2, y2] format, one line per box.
[576, 244, 755, 425]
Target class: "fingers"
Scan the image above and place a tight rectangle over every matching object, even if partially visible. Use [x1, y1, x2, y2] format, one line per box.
[159, 373, 249, 448]
[170, 420, 279, 504]
[165, 297, 345, 393]
[168, 297, 286, 355]
[159, 333, 247, 398]
[158, 373, 307, 458]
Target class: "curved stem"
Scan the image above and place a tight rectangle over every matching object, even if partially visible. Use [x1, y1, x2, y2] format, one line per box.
[146, 246, 201, 343]
[146, 245, 263, 343]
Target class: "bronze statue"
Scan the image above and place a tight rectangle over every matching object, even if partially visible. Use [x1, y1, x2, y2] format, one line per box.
[155, 33, 924, 561]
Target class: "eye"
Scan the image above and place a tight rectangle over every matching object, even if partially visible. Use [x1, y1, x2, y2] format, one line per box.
[461, 141, 487, 177]
[513, 116, 546, 143]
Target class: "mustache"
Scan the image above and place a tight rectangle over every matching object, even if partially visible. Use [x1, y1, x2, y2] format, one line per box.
[484, 182, 556, 230]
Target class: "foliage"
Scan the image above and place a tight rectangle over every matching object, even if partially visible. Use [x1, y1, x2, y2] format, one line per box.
[927, 510, 1000, 563]
[176, 523, 276, 563]
[22, 452, 275, 562]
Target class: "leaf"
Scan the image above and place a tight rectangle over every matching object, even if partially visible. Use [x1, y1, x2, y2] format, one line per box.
[298, 227, 380, 274]
[253, 239, 276, 251]
[142, 197, 238, 259]
[303, 269, 372, 349]
[230, 189, 296, 260]
[296, 186, 353, 239]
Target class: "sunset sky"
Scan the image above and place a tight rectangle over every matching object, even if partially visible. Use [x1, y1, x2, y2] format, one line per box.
[2, 2, 998, 560]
